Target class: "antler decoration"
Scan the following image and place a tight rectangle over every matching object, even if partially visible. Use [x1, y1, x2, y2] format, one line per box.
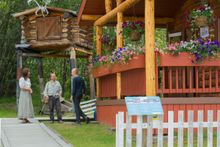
[27, 0, 51, 17]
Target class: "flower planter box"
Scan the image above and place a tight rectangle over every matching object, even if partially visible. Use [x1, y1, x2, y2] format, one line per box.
[159, 52, 220, 66]
[92, 64, 111, 78]
[92, 54, 145, 78]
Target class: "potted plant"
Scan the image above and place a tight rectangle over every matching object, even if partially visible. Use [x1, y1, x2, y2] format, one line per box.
[122, 21, 145, 41]
[100, 34, 116, 51]
[188, 4, 214, 28]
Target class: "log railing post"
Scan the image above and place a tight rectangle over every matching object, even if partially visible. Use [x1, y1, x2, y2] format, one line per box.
[116, 0, 124, 100]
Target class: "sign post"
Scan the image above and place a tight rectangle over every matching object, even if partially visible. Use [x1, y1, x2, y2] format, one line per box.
[125, 96, 163, 147]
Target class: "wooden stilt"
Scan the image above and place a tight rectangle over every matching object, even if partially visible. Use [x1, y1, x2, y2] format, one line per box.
[116, 0, 123, 100]
[70, 48, 77, 69]
[16, 50, 22, 110]
[37, 58, 44, 100]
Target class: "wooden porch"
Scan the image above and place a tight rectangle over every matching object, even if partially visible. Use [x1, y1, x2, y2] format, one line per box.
[77, 0, 220, 126]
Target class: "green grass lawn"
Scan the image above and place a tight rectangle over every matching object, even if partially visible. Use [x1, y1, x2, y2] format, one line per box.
[46, 122, 115, 147]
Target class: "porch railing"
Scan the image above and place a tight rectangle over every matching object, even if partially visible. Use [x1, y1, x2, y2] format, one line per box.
[156, 55, 220, 95]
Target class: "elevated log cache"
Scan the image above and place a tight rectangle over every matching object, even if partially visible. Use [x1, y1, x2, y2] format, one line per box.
[13, 7, 93, 53]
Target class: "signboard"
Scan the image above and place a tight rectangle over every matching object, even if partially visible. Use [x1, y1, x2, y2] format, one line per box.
[125, 96, 163, 116]
[200, 26, 209, 38]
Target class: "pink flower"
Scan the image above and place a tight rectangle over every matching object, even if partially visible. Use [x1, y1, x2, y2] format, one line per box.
[168, 44, 177, 51]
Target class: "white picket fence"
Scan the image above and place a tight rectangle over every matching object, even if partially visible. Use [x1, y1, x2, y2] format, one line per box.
[116, 110, 220, 147]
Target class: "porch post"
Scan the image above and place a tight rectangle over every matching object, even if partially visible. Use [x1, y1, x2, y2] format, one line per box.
[145, 0, 156, 96]
[116, 0, 124, 100]
[89, 55, 95, 99]
[95, 26, 102, 98]
[144, 0, 155, 146]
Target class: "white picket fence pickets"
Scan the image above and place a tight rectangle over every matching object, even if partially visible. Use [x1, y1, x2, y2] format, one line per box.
[116, 110, 220, 147]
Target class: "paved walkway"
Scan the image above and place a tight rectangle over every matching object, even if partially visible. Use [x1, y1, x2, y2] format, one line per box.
[0, 118, 72, 147]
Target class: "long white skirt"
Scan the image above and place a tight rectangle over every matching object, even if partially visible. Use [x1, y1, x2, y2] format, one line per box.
[18, 91, 34, 119]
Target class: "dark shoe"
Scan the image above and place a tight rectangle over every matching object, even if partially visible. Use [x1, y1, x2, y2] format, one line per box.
[86, 117, 90, 124]
[73, 121, 81, 125]
[58, 120, 63, 123]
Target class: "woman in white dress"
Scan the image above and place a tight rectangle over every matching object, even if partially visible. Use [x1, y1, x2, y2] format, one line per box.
[18, 68, 34, 123]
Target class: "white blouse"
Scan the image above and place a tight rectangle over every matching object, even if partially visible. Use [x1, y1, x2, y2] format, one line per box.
[19, 77, 31, 89]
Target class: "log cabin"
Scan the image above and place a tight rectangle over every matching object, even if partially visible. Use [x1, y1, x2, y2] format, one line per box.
[13, 7, 94, 107]
[77, 0, 220, 127]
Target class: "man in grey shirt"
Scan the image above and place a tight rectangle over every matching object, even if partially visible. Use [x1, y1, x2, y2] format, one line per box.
[44, 73, 63, 123]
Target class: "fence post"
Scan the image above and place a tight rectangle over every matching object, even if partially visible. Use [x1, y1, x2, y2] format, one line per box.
[136, 115, 143, 147]
[188, 111, 194, 147]
[178, 111, 184, 147]
[147, 115, 153, 147]
[116, 113, 119, 147]
[207, 110, 213, 147]
[217, 111, 220, 147]
[198, 111, 203, 147]
[157, 114, 163, 147]
[126, 113, 132, 147]
[118, 112, 124, 147]
[168, 111, 174, 147]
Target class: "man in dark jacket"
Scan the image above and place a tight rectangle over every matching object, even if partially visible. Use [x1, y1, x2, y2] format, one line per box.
[71, 68, 90, 124]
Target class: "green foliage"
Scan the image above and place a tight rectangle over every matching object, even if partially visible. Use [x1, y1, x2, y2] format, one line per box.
[0, 0, 82, 97]
[155, 28, 167, 49]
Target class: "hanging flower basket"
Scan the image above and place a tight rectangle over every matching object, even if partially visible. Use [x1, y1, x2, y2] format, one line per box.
[195, 16, 208, 27]
[129, 31, 142, 41]
[122, 21, 144, 41]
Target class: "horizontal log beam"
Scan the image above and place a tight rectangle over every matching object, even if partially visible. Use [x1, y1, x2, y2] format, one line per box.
[94, 0, 141, 26]
[22, 53, 88, 58]
[82, 15, 174, 24]
[75, 48, 93, 55]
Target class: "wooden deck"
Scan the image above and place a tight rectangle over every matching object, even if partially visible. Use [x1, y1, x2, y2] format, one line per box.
[0, 118, 72, 147]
